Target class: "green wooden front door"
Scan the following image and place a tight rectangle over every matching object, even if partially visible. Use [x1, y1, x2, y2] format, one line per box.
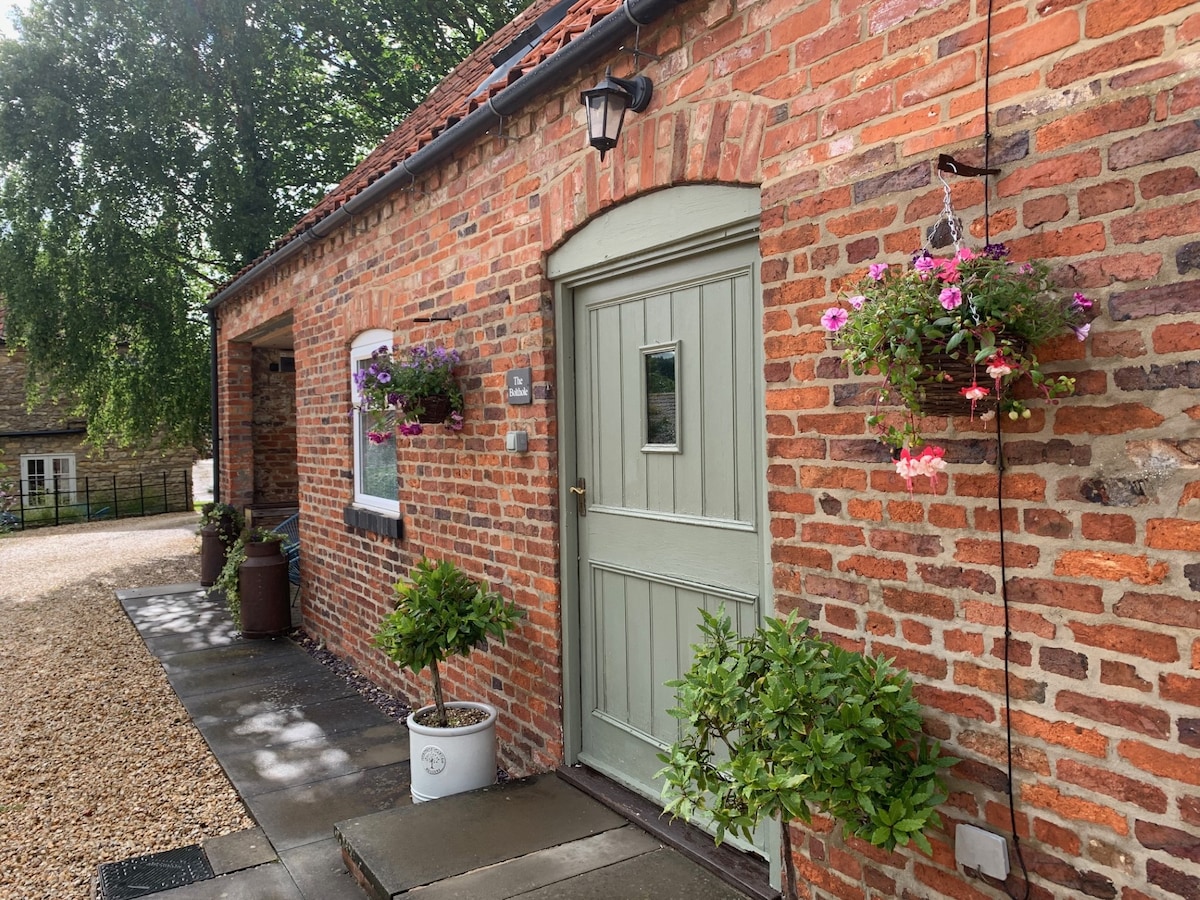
[573, 239, 765, 824]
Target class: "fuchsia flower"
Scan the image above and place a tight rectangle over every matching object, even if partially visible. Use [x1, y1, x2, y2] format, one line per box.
[447, 411, 465, 432]
[367, 431, 389, 445]
[985, 354, 1013, 380]
[821, 307, 849, 331]
[1072, 292, 1093, 309]
[938, 286, 963, 310]
[868, 263, 889, 281]
[399, 422, 424, 436]
[895, 445, 947, 494]
[959, 382, 990, 418]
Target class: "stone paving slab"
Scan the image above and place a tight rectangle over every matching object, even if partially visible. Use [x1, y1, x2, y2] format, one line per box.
[164, 645, 329, 699]
[248, 761, 414, 852]
[159, 637, 302, 674]
[148, 862, 303, 900]
[194, 694, 400, 755]
[203, 827, 277, 876]
[336, 774, 627, 898]
[183, 669, 357, 727]
[403, 826, 660, 900]
[219, 723, 410, 797]
[512, 846, 751, 900]
[279, 838, 370, 900]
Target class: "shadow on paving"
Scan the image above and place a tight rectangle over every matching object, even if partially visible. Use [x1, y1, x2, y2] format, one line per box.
[108, 584, 769, 900]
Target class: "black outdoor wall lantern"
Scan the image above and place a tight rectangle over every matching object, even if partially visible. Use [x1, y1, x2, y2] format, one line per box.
[580, 67, 653, 160]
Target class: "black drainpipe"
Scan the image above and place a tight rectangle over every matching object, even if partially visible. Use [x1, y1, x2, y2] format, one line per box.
[208, 308, 221, 503]
[206, 0, 685, 310]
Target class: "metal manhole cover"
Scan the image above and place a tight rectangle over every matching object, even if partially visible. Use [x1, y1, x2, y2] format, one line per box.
[97, 845, 214, 900]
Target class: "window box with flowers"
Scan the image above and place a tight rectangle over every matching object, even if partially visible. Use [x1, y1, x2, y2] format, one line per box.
[822, 244, 1093, 490]
[353, 343, 466, 442]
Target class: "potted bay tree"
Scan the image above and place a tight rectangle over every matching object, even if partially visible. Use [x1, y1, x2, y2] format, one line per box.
[374, 557, 521, 803]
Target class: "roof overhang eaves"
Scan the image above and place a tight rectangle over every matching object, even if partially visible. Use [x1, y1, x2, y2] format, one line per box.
[208, 0, 685, 310]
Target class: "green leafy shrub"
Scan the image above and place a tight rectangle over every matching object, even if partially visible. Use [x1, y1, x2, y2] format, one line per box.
[658, 610, 953, 899]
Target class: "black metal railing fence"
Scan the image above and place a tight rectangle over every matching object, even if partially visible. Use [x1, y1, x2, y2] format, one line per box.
[0, 470, 193, 531]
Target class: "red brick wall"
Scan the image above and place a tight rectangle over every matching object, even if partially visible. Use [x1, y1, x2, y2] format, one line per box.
[216, 0, 1200, 896]
[250, 348, 298, 505]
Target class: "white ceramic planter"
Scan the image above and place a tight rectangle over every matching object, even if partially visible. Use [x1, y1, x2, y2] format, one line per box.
[406, 701, 497, 803]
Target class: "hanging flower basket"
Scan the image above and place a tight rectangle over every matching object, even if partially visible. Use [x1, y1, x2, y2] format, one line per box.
[353, 343, 465, 439]
[821, 243, 1093, 456]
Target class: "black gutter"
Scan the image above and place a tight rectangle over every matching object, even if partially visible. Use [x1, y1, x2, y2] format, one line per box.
[207, 0, 684, 309]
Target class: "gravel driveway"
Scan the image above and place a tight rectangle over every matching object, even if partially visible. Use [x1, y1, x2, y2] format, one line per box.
[0, 513, 253, 900]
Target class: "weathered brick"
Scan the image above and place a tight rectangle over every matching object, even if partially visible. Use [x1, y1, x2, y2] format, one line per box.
[1037, 96, 1152, 152]
[1114, 361, 1200, 391]
[1040, 646, 1089, 680]
[1141, 167, 1200, 200]
[1147, 859, 1200, 899]
[1007, 577, 1104, 613]
[1161, 672, 1200, 707]
[1021, 784, 1129, 836]
[1008, 709, 1107, 757]
[1054, 404, 1165, 434]
[1119, 740, 1200, 785]
[955, 660, 1046, 702]
[916, 563, 996, 594]
[1069, 621, 1180, 662]
[1146, 517, 1200, 551]
[1057, 691, 1171, 738]
[1080, 513, 1137, 544]
[1110, 278, 1200, 319]
[1110, 119, 1200, 170]
[1113, 595, 1200, 628]
[1135, 819, 1200, 864]
[956, 538, 1040, 568]
[1047, 28, 1165, 89]
[868, 529, 943, 557]
[1100, 659, 1152, 692]
[1078, 180, 1136, 218]
[838, 554, 907, 581]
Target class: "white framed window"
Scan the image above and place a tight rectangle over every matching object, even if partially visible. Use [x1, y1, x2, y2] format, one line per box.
[351, 329, 400, 515]
[20, 453, 77, 507]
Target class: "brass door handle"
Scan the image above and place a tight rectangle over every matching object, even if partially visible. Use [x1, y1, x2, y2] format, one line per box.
[570, 479, 586, 516]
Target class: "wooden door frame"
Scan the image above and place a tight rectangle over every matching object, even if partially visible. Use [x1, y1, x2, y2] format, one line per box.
[549, 183, 766, 769]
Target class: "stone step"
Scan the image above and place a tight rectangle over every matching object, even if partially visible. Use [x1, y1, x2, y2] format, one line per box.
[335, 773, 756, 900]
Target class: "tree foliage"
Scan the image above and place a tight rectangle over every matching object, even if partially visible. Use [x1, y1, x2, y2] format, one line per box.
[0, 0, 529, 449]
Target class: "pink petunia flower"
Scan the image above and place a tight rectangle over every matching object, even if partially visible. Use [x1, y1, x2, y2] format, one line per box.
[848, 294, 866, 310]
[821, 307, 849, 331]
[1073, 323, 1091, 341]
[933, 258, 960, 283]
[868, 263, 889, 281]
[913, 257, 937, 280]
[955, 248, 977, 262]
[938, 286, 963, 310]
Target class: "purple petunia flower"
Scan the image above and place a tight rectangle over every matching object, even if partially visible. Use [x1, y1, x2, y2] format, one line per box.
[1073, 323, 1091, 341]
[983, 243, 1009, 260]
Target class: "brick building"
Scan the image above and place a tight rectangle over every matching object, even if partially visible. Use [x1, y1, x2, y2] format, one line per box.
[0, 304, 196, 522]
[209, 0, 1200, 896]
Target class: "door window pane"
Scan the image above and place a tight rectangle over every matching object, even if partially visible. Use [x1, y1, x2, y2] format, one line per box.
[644, 345, 679, 449]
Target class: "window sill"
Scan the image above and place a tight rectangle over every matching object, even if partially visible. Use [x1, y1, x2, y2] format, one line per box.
[342, 505, 403, 540]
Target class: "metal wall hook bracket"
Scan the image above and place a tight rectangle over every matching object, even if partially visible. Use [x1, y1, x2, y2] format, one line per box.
[619, 25, 661, 64]
[937, 153, 999, 178]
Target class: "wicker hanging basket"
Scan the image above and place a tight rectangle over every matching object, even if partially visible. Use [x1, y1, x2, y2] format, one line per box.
[911, 346, 1018, 418]
[414, 394, 454, 424]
